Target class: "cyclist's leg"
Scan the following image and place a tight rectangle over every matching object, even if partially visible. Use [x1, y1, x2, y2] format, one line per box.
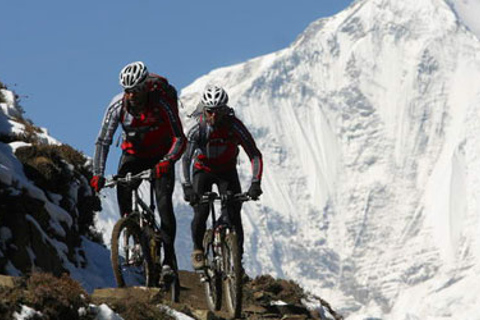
[154, 167, 176, 268]
[116, 153, 143, 217]
[217, 169, 243, 257]
[191, 169, 214, 251]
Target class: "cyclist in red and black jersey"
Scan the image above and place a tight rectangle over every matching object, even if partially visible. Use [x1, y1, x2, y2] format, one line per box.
[91, 61, 186, 277]
[182, 86, 263, 270]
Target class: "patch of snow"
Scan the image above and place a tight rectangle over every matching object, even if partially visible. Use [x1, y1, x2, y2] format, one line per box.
[90, 303, 124, 320]
[4, 261, 22, 276]
[162, 306, 196, 320]
[67, 237, 116, 293]
[13, 305, 43, 320]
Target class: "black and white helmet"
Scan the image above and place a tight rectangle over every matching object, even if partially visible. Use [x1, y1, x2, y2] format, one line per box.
[201, 85, 229, 108]
[119, 61, 149, 90]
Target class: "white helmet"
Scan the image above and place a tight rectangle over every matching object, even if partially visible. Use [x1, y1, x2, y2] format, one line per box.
[201, 85, 229, 108]
[119, 61, 149, 90]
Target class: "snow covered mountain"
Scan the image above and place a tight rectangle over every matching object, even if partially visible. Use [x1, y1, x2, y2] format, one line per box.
[95, 0, 480, 318]
[174, 0, 480, 318]
[447, 0, 480, 38]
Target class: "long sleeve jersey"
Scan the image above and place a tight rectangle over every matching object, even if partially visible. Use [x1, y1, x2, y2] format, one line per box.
[93, 75, 186, 176]
[182, 114, 263, 185]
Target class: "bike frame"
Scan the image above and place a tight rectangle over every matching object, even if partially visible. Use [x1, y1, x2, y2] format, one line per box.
[201, 191, 250, 230]
[132, 180, 160, 232]
[106, 170, 160, 232]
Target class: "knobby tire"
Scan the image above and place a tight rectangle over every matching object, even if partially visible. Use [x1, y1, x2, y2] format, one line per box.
[203, 229, 222, 311]
[222, 231, 242, 318]
[111, 216, 155, 288]
[166, 257, 180, 303]
[142, 219, 180, 302]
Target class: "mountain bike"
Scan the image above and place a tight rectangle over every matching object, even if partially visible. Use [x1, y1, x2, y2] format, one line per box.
[197, 191, 251, 319]
[104, 170, 180, 302]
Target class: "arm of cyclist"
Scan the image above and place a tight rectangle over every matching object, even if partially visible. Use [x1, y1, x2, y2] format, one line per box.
[181, 123, 200, 204]
[232, 118, 263, 200]
[91, 96, 123, 192]
[154, 97, 187, 178]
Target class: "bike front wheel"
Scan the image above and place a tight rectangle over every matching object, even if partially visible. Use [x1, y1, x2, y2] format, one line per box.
[222, 231, 242, 318]
[203, 229, 222, 311]
[111, 216, 155, 287]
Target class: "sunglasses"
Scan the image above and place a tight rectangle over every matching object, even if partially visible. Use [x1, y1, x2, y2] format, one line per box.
[124, 82, 146, 94]
[205, 107, 227, 115]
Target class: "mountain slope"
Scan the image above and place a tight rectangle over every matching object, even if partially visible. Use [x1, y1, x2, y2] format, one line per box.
[447, 0, 480, 38]
[0, 86, 116, 292]
[173, 0, 480, 318]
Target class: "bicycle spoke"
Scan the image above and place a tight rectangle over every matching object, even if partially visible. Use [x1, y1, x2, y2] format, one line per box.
[202, 229, 222, 311]
[111, 217, 154, 288]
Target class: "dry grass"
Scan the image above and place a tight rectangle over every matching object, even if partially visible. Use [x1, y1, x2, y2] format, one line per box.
[14, 143, 102, 244]
[57, 144, 89, 171]
[0, 273, 177, 320]
[15, 145, 68, 194]
[0, 81, 5, 104]
[0, 273, 94, 320]
[245, 274, 306, 305]
[25, 273, 91, 319]
[93, 289, 174, 320]
[14, 143, 91, 191]
[11, 117, 43, 144]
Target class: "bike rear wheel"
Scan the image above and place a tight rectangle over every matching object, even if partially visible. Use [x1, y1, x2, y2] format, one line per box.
[163, 257, 180, 303]
[222, 231, 242, 318]
[111, 215, 155, 287]
[170, 274, 180, 303]
[202, 229, 222, 311]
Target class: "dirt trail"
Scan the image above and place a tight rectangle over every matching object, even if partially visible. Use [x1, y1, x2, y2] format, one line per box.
[175, 270, 234, 318]
[93, 270, 251, 319]
[91, 270, 326, 319]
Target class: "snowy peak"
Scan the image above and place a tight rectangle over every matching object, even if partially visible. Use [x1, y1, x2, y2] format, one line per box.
[176, 0, 480, 318]
[446, 0, 480, 39]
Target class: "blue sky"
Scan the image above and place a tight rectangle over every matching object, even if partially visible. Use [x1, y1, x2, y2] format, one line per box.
[1, 0, 353, 174]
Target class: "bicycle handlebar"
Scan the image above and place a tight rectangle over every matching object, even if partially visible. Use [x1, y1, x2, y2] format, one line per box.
[197, 192, 252, 204]
[104, 169, 153, 188]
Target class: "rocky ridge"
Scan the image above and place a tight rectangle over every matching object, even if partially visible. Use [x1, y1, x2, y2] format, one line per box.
[0, 272, 342, 320]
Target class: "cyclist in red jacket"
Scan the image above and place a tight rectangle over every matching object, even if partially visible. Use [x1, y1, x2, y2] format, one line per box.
[182, 85, 263, 270]
[90, 61, 186, 278]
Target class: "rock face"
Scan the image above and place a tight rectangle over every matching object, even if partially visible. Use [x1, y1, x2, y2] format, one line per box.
[0, 86, 103, 280]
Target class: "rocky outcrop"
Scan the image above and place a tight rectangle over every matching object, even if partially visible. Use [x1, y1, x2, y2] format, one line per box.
[0, 85, 102, 278]
[0, 271, 343, 320]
